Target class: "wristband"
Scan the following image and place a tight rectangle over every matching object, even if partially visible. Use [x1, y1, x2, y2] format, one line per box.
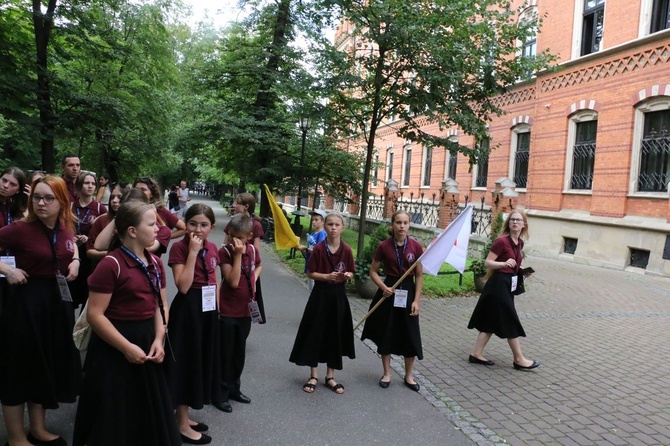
[71, 258, 81, 263]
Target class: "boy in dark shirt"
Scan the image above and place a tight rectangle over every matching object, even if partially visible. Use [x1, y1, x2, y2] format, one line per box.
[215, 214, 262, 413]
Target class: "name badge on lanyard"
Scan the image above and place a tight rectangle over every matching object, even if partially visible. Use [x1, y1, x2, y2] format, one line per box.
[248, 300, 263, 323]
[0, 256, 16, 278]
[393, 288, 408, 308]
[510, 275, 518, 293]
[199, 249, 216, 312]
[56, 274, 73, 302]
[202, 285, 216, 312]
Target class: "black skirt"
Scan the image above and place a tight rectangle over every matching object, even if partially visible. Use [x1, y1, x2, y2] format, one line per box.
[0, 277, 82, 407]
[164, 288, 221, 408]
[289, 281, 355, 370]
[68, 241, 92, 308]
[360, 276, 423, 359]
[73, 318, 181, 446]
[467, 272, 526, 339]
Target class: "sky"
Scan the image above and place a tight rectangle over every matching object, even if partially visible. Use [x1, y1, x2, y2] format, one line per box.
[182, 0, 240, 28]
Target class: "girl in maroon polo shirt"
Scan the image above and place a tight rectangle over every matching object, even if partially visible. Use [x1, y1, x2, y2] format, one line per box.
[467, 210, 539, 371]
[73, 201, 180, 446]
[70, 172, 108, 308]
[290, 212, 355, 395]
[134, 176, 186, 239]
[361, 210, 424, 392]
[165, 204, 220, 445]
[86, 184, 123, 264]
[0, 166, 27, 228]
[0, 175, 82, 446]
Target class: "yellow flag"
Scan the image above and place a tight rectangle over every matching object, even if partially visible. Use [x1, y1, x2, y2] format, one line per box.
[263, 184, 300, 249]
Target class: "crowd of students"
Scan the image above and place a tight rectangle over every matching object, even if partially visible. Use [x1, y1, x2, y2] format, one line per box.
[0, 154, 538, 445]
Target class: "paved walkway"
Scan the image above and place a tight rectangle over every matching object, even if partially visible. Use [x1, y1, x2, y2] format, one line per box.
[3, 195, 669, 445]
[349, 255, 670, 445]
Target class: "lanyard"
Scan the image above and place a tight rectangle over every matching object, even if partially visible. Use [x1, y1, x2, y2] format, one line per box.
[509, 236, 522, 273]
[393, 238, 408, 273]
[324, 241, 340, 272]
[40, 219, 61, 275]
[199, 248, 212, 285]
[120, 245, 166, 326]
[75, 206, 91, 234]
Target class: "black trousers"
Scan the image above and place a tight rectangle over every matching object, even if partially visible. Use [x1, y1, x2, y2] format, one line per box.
[219, 316, 251, 401]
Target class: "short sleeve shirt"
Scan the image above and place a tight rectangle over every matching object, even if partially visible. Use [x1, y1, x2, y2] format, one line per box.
[218, 243, 261, 317]
[304, 229, 327, 272]
[168, 238, 220, 288]
[72, 200, 107, 236]
[88, 248, 166, 321]
[307, 241, 355, 276]
[85, 214, 112, 252]
[490, 236, 523, 274]
[154, 225, 172, 257]
[0, 219, 76, 277]
[156, 207, 179, 230]
[373, 237, 424, 277]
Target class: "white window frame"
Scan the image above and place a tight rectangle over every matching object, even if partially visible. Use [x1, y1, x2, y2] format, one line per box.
[517, 6, 539, 58]
[402, 142, 412, 187]
[508, 124, 531, 191]
[572, 0, 606, 60]
[386, 144, 394, 182]
[629, 96, 670, 197]
[444, 135, 458, 180]
[420, 144, 433, 188]
[472, 138, 490, 190]
[564, 111, 598, 193]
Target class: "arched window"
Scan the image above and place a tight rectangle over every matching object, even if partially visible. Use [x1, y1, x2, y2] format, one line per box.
[564, 110, 598, 192]
[630, 97, 670, 194]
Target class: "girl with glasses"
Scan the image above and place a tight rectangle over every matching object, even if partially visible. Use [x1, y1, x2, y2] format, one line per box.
[467, 210, 539, 371]
[0, 175, 82, 446]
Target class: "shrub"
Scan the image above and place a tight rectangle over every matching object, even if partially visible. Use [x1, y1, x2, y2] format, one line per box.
[354, 224, 389, 282]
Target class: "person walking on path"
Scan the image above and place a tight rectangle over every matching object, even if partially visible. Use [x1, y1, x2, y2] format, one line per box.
[178, 181, 191, 220]
[361, 210, 424, 392]
[467, 210, 539, 371]
[166, 204, 221, 445]
[289, 212, 355, 395]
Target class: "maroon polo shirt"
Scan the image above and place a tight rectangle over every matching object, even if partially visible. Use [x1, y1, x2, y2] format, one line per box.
[0, 202, 15, 228]
[156, 207, 179, 230]
[307, 241, 355, 275]
[0, 219, 76, 277]
[154, 224, 172, 257]
[86, 214, 112, 252]
[65, 178, 78, 202]
[373, 237, 424, 277]
[490, 236, 524, 274]
[88, 248, 166, 321]
[223, 219, 264, 242]
[71, 200, 107, 236]
[218, 243, 261, 318]
[168, 238, 220, 288]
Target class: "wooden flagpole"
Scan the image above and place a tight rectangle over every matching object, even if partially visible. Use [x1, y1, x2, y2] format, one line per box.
[352, 259, 421, 331]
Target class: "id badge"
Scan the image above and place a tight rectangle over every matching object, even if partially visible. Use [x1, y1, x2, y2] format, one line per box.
[511, 275, 518, 293]
[202, 285, 216, 312]
[0, 256, 16, 278]
[248, 301, 263, 324]
[393, 289, 408, 308]
[56, 274, 73, 302]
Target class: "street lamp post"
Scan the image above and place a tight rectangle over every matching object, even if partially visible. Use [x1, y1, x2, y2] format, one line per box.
[293, 117, 311, 226]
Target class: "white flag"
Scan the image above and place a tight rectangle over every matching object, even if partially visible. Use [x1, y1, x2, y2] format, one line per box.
[419, 204, 474, 275]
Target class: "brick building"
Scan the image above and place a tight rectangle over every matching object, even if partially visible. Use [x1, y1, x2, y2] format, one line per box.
[324, 0, 670, 275]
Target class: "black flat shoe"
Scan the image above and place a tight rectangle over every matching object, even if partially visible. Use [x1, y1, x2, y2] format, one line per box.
[379, 377, 390, 389]
[26, 433, 67, 446]
[192, 422, 209, 432]
[404, 379, 420, 392]
[469, 355, 495, 366]
[513, 360, 540, 371]
[214, 401, 232, 413]
[180, 433, 212, 445]
[230, 392, 251, 404]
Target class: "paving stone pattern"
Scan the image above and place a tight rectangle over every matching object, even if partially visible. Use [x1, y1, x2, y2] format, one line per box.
[350, 257, 670, 445]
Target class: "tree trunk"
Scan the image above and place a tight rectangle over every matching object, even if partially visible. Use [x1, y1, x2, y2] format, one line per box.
[33, 0, 58, 173]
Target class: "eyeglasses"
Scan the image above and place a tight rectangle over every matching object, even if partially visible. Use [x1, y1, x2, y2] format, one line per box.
[509, 218, 523, 223]
[32, 194, 56, 205]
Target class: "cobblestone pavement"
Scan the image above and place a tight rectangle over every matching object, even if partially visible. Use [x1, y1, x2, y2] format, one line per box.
[349, 256, 670, 445]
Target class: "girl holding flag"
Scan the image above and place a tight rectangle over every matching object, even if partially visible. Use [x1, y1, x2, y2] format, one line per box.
[361, 210, 424, 391]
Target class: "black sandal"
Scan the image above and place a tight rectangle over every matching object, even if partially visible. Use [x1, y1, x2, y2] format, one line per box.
[325, 377, 344, 394]
[303, 376, 318, 393]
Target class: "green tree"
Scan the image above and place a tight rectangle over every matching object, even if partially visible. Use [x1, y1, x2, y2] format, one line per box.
[316, 0, 553, 258]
